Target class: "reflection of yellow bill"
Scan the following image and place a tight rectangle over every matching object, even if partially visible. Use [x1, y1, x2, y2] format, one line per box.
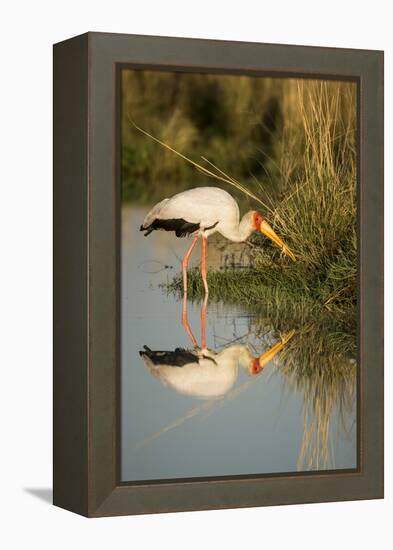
[260, 220, 296, 261]
[251, 330, 296, 375]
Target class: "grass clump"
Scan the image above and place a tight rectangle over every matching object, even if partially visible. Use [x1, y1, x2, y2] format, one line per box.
[165, 80, 357, 321]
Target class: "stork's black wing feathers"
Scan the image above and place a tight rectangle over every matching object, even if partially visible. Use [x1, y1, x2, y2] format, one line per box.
[139, 347, 199, 367]
[140, 218, 201, 238]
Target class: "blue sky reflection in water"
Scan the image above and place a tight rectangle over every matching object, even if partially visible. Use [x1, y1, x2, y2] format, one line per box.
[121, 206, 357, 482]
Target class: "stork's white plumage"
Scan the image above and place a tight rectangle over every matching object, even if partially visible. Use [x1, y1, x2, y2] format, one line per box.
[140, 186, 295, 293]
[140, 331, 295, 399]
[141, 187, 239, 238]
[140, 345, 248, 399]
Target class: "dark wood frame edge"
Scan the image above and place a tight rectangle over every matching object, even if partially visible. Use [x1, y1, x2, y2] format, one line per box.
[53, 33, 89, 516]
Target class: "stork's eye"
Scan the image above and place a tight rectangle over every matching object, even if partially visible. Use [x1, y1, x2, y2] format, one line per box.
[251, 358, 260, 374]
[254, 213, 263, 229]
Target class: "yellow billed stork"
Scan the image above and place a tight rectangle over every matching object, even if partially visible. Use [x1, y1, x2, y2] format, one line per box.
[140, 187, 295, 294]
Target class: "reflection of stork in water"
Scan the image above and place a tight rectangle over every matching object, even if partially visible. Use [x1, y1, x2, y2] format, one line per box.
[140, 296, 294, 399]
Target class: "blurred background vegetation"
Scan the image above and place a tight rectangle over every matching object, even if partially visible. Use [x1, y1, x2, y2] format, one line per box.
[122, 70, 354, 207]
[121, 70, 282, 203]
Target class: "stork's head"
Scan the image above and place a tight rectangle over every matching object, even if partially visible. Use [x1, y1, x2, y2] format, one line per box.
[248, 330, 296, 376]
[248, 351, 275, 376]
[250, 356, 265, 376]
[252, 211, 296, 261]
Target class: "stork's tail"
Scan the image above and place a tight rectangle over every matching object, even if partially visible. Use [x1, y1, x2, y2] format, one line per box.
[139, 224, 154, 236]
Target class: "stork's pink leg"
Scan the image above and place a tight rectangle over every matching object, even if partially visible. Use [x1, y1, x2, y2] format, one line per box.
[182, 235, 199, 294]
[200, 294, 208, 349]
[181, 293, 198, 347]
[201, 235, 209, 294]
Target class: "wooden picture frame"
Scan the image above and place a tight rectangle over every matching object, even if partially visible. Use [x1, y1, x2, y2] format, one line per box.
[53, 32, 383, 517]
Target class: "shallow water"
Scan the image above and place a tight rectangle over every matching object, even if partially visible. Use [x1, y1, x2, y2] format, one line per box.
[121, 206, 357, 482]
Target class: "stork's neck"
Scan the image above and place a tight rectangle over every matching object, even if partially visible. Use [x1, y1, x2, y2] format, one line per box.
[218, 345, 254, 369]
[218, 211, 255, 243]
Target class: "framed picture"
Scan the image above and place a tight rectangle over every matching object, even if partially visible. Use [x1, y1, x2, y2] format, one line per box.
[53, 32, 383, 517]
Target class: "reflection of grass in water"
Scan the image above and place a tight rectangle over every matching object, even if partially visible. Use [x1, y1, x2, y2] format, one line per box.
[252, 314, 356, 471]
[164, 285, 357, 471]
